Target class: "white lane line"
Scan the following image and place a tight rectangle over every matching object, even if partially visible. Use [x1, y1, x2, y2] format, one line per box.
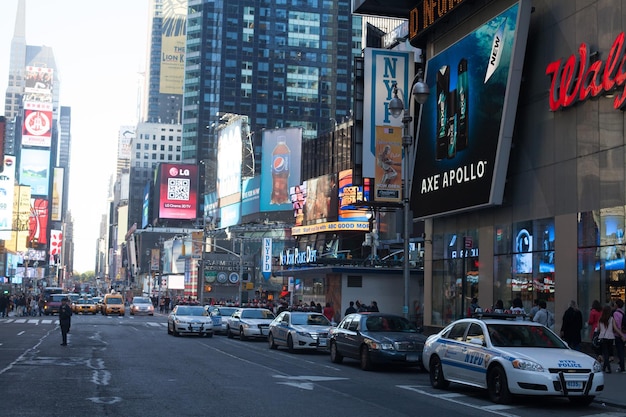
[397, 385, 520, 417]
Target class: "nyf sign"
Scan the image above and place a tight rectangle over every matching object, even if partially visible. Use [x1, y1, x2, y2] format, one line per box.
[262, 238, 272, 281]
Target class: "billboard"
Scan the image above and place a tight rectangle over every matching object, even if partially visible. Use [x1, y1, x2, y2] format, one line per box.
[118, 127, 135, 160]
[141, 182, 150, 229]
[160, 0, 187, 94]
[412, 1, 531, 218]
[363, 48, 414, 204]
[241, 176, 260, 217]
[29, 198, 49, 246]
[19, 148, 50, 196]
[0, 156, 16, 239]
[260, 128, 302, 212]
[24, 66, 53, 96]
[157, 163, 198, 220]
[338, 169, 370, 223]
[22, 109, 52, 147]
[217, 118, 243, 200]
[51, 167, 64, 222]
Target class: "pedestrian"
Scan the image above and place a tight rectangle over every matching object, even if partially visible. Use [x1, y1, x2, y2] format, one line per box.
[560, 300, 583, 351]
[493, 299, 504, 313]
[533, 300, 550, 325]
[59, 297, 72, 346]
[344, 301, 356, 316]
[322, 302, 334, 322]
[0, 293, 7, 317]
[598, 305, 617, 373]
[510, 297, 525, 315]
[468, 297, 481, 316]
[529, 299, 540, 319]
[370, 301, 379, 312]
[612, 300, 626, 372]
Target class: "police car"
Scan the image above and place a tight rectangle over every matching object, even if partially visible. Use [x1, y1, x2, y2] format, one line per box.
[422, 313, 604, 405]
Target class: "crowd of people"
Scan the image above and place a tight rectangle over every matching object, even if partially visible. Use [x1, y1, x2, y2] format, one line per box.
[0, 293, 46, 317]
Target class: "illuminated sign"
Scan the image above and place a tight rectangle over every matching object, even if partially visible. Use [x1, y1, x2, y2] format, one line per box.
[157, 163, 198, 220]
[280, 247, 318, 266]
[409, 0, 467, 45]
[546, 31, 626, 111]
[291, 221, 370, 236]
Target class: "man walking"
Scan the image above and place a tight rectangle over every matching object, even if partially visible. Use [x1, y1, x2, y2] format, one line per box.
[59, 297, 72, 346]
[560, 300, 583, 351]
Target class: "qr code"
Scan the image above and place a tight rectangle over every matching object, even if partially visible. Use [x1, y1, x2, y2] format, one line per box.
[168, 178, 190, 200]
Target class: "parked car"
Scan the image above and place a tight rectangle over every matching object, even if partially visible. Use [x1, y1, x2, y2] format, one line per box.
[421, 313, 604, 405]
[72, 298, 98, 314]
[226, 308, 275, 340]
[43, 294, 70, 315]
[102, 293, 125, 316]
[130, 296, 154, 316]
[209, 306, 238, 334]
[167, 305, 213, 337]
[268, 311, 332, 352]
[329, 313, 426, 371]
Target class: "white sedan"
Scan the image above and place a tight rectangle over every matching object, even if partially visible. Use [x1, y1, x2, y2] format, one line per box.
[422, 314, 603, 406]
[268, 311, 332, 352]
[226, 308, 275, 340]
[167, 305, 214, 337]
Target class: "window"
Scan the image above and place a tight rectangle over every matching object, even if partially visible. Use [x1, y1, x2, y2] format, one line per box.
[446, 323, 467, 341]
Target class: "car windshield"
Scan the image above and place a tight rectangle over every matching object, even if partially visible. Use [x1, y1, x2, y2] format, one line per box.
[107, 297, 123, 305]
[77, 299, 93, 305]
[487, 323, 567, 348]
[215, 307, 237, 317]
[176, 307, 208, 316]
[292, 313, 331, 326]
[133, 297, 151, 304]
[241, 309, 275, 319]
[365, 315, 416, 332]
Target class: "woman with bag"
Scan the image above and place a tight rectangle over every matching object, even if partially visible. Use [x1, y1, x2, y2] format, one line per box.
[598, 305, 617, 373]
[589, 300, 602, 355]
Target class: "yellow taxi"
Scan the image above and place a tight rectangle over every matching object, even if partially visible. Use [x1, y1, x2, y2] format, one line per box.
[72, 298, 98, 314]
[102, 292, 125, 316]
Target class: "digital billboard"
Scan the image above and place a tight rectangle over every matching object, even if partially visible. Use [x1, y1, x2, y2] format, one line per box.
[141, 182, 150, 229]
[412, 1, 531, 218]
[19, 148, 50, 196]
[0, 156, 16, 240]
[29, 198, 49, 245]
[241, 176, 260, 217]
[338, 169, 370, 223]
[51, 167, 64, 222]
[217, 118, 243, 200]
[260, 127, 302, 212]
[157, 163, 198, 220]
[22, 109, 52, 147]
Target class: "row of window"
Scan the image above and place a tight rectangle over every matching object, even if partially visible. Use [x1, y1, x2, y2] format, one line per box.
[134, 153, 181, 162]
[136, 143, 181, 152]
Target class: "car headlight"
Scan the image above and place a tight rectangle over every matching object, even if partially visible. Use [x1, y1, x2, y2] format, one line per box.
[296, 331, 312, 338]
[241, 322, 250, 328]
[511, 359, 544, 372]
[369, 341, 394, 350]
[593, 360, 602, 373]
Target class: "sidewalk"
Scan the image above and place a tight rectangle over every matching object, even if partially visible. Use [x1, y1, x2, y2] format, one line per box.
[596, 368, 626, 408]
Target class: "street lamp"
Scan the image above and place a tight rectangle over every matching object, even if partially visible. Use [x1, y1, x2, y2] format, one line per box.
[388, 68, 430, 319]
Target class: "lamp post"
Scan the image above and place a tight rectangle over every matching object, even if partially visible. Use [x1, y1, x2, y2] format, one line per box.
[388, 68, 430, 319]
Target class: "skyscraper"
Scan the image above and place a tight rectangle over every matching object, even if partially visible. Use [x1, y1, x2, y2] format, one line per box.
[182, 0, 363, 194]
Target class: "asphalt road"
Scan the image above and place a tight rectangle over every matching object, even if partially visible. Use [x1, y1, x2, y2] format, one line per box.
[1, 313, 625, 417]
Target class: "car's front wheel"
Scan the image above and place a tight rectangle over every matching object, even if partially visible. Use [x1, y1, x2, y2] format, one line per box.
[167, 323, 173, 335]
[429, 355, 449, 389]
[360, 345, 373, 371]
[287, 335, 295, 353]
[227, 325, 233, 338]
[239, 327, 247, 341]
[330, 341, 343, 364]
[268, 333, 278, 349]
[487, 365, 512, 404]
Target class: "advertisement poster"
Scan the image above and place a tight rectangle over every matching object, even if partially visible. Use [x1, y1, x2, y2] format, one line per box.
[159, 0, 186, 95]
[412, 2, 531, 218]
[260, 128, 302, 212]
[19, 148, 50, 196]
[157, 163, 198, 220]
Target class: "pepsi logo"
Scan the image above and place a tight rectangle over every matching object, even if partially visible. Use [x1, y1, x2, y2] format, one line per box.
[273, 157, 285, 170]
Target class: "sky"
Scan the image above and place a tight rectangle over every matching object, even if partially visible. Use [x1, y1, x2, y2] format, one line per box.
[0, 0, 150, 273]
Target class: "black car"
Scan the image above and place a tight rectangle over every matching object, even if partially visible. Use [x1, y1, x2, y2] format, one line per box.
[329, 312, 426, 371]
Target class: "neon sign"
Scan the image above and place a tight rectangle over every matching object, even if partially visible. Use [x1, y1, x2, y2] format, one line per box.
[546, 32, 626, 111]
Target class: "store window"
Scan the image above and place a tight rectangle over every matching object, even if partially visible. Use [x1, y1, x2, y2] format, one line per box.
[493, 218, 555, 314]
[431, 230, 479, 326]
[578, 207, 626, 339]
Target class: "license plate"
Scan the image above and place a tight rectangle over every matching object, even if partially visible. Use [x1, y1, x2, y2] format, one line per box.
[566, 381, 583, 389]
[406, 353, 419, 362]
[319, 339, 327, 347]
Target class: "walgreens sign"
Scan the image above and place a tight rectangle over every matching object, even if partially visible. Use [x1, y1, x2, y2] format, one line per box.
[546, 32, 626, 111]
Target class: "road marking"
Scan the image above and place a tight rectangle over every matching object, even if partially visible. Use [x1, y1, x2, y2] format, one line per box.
[397, 385, 520, 417]
[17, 331, 25, 335]
[273, 375, 349, 390]
[87, 397, 121, 404]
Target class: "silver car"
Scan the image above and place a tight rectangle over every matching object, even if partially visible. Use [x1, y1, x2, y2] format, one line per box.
[130, 296, 154, 316]
[268, 311, 332, 352]
[226, 308, 275, 340]
[167, 305, 214, 337]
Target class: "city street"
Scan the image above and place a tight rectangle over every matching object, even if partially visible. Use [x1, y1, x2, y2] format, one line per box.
[1, 313, 625, 417]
